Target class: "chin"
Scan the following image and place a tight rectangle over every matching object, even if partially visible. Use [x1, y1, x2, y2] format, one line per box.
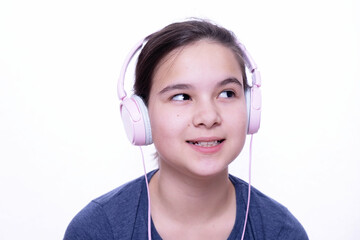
[183, 160, 232, 180]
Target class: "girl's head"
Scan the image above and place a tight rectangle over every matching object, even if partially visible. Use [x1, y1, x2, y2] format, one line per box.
[134, 19, 250, 177]
[134, 19, 248, 105]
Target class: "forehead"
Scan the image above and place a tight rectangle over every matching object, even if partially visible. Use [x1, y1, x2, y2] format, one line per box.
[152, 40, 244, 88]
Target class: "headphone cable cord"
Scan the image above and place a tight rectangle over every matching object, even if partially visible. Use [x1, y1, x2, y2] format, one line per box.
[139, 146, 152, 240]
[240, 134, 253, 240]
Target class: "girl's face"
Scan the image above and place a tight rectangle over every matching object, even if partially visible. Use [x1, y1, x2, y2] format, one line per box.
[148, 40, 247, 178]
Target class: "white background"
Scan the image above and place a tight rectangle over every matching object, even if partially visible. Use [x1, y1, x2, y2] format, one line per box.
[1, 0, 359, 239]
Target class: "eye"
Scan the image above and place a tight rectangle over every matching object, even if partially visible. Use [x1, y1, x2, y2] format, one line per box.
[171, 93, 191, 101]
[218, 90, 236, 98]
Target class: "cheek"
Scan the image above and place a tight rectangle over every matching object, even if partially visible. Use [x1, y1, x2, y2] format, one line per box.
[225, 102, 247, 125]
[149, 110, 189, 161]
[226, 105, 248, 145]
[149, 107, 187, 141]
[227, 112, 247, 156]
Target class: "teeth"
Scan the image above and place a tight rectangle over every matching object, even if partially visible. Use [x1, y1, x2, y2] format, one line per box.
[189, 140, 222, 147]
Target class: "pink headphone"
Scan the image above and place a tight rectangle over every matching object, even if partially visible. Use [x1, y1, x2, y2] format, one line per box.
[117, 37, 262, 146]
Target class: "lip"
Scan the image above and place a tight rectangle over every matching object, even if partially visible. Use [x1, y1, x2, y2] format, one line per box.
[186, 137, 225, 154]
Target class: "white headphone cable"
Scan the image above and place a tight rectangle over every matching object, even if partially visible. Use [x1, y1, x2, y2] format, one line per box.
[240, 134, 253, 240]
[139, 146, 152, 240]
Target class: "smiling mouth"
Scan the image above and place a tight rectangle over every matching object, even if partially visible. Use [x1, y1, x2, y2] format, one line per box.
[186, 140, 225, 147]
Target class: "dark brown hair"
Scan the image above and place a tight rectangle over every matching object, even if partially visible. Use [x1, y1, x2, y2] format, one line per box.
[134, 19, 248, 105]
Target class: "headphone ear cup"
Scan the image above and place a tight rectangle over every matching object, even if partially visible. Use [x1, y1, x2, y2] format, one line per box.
[120, 95, 152, 146]
[246, 86, 262, 134]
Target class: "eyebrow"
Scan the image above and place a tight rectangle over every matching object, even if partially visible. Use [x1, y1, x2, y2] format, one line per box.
[158, 77, 243, 95]
[158, 83, 193, 95]
[217, 77, 243, 88]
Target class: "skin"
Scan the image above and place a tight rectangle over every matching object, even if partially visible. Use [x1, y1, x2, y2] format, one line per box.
[148, 39, 248, 239]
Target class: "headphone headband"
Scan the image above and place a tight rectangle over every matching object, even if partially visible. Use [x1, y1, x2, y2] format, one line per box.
[117, 38, 146, 100]
[237, 41, 261, 87]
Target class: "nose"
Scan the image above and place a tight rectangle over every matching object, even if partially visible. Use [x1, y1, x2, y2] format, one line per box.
[192, 100, 222, 128]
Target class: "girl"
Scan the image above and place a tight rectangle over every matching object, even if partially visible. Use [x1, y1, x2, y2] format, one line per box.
[64, 19, 308, 240]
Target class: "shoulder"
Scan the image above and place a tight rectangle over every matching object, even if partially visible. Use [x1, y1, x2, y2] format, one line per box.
[229, 175, 308, 240]
[64, 173, 151, 240]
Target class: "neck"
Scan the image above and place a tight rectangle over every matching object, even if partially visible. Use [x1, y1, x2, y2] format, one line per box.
[149, 164, 235, 224]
